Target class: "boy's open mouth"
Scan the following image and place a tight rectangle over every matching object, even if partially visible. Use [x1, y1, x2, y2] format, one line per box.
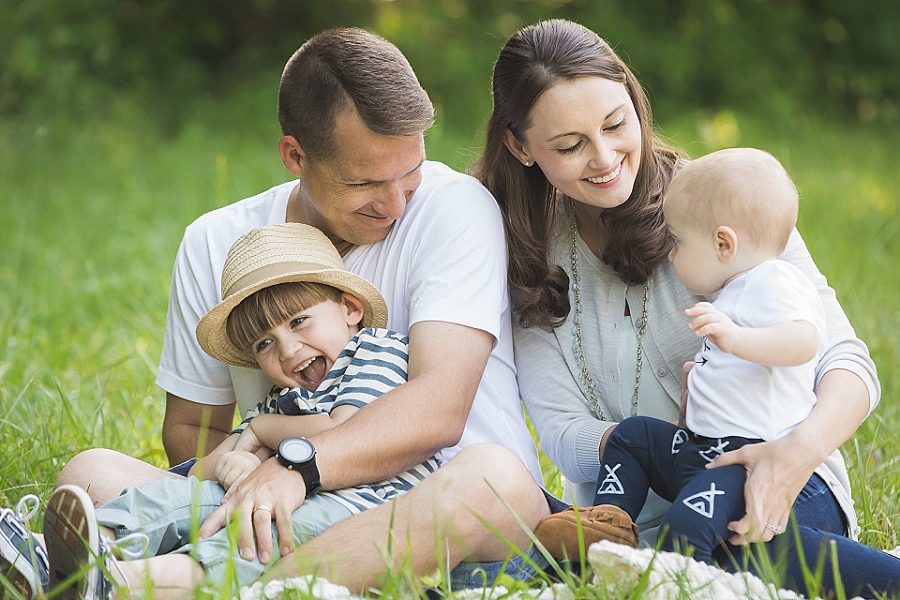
[294, 355, 328, 388]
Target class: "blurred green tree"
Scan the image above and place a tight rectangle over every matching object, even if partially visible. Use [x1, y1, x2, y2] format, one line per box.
[2, 0, 896, 129]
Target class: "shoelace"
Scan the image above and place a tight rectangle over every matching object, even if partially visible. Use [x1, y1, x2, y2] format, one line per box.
[94, 532, 150, 600]
[0, 493, 41, 529]
[14, 495, 40, 523]
[102, 533, 150, 561]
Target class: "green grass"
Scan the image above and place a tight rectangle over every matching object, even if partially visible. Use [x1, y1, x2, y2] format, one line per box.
[1, 94, 899, 598]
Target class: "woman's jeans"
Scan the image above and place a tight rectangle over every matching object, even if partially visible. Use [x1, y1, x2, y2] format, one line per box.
[597, 416, 900, 599]
[717, 460, 900, 599]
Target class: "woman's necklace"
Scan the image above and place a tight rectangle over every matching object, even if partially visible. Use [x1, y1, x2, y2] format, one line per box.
[570, 206, 649, 420]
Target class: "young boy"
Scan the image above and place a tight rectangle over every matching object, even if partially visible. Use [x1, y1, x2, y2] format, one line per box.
[41, 223, 441, 600]
[556, 148, 826, 564]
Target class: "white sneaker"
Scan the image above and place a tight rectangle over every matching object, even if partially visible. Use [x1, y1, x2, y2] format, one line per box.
[44, 486, 147, 600]
[0, 494, 49, 600]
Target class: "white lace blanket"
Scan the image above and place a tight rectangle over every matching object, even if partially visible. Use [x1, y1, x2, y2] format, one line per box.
[237, 540, 864, 600]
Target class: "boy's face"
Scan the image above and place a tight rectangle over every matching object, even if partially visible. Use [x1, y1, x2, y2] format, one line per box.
[251, 294, 364, 391]
[664, 200, 732, 296]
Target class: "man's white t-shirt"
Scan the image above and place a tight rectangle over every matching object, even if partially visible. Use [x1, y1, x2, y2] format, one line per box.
[686, 259, 827, 441]
[156, 161, 542, 483]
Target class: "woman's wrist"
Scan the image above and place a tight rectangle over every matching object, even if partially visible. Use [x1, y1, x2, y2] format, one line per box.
[776, 428, 828, 477]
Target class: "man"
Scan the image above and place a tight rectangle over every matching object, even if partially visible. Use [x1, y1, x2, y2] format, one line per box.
[57, 27, 551, 592]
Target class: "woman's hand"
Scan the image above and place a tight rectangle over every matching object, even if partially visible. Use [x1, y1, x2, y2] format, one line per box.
[708, 436, 811, 544]
[599, 425, 616, 460]
[710, 369, 870, 544]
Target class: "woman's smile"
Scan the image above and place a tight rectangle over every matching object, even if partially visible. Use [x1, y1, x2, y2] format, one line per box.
[521, 76, 642, 210]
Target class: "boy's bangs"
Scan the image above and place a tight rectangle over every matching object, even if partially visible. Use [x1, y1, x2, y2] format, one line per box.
[226, 282, 343, 353]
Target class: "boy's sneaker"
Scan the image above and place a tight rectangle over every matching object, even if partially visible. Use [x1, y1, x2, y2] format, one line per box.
[0, 494, 49, 600]
[44, 486, 147, 600]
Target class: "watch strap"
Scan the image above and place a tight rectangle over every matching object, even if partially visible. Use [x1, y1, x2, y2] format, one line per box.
[276, 440, 321, 497]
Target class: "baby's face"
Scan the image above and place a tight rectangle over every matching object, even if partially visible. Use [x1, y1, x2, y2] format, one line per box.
[251, 298, 361, 391]
[664, 208, 733, 297]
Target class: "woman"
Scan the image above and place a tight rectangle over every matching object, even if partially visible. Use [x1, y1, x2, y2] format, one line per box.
[473, 18, 897, 598]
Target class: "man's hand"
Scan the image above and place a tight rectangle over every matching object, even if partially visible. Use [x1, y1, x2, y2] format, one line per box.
[199, 456, 306, 564]
[215, 450, 262, 491]
[685, 302, 741, 353]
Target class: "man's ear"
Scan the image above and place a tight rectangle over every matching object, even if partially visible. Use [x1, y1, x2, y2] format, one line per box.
[502, 129, 533, 167]
[341, 293, 365, 327]
[714, 226, 738, 262]
[278, 135, 307, 178]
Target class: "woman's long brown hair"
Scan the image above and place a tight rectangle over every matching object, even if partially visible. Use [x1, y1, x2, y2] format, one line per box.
[472, 19, 681, 329]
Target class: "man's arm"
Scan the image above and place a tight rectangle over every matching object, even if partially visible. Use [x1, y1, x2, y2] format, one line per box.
[314, 320, 491, 486]
[199, 320, 493, 562]
[162, 393, 237, 465]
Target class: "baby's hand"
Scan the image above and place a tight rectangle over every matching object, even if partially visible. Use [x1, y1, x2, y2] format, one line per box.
[216, 450, 262, 492]
[685, 302, 742, 354]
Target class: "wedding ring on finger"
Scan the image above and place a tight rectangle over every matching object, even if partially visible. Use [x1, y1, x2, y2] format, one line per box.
[252, 505, 272, 517]
[765, 522, 785, 535]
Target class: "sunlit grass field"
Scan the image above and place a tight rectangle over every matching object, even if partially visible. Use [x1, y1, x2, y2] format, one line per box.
[1, 89, 898, 598]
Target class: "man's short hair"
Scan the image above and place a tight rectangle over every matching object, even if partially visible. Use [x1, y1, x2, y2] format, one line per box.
[278, 28, 435, 163]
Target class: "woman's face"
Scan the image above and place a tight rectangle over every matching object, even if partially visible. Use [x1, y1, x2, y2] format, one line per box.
[516, 76, 642, 211]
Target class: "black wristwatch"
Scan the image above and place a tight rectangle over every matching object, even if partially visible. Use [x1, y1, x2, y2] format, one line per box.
[276, 437, 321, 496]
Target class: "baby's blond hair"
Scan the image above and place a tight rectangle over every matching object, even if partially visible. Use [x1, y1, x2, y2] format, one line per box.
[664, 148, 798, 254]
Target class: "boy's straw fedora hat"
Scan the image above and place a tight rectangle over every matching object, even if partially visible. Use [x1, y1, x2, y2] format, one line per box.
[196, 223, 388, 368]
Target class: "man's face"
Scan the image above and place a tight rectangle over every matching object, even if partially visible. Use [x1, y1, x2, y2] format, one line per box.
[292, 109, 426, 254]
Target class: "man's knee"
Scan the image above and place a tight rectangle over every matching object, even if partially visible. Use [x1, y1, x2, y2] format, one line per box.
[55, 448, 120, 489]
[440, 444, 548, 524]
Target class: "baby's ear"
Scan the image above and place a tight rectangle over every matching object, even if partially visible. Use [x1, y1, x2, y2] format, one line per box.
[341, 293, 365, 327]
[714, 226, 738, 261]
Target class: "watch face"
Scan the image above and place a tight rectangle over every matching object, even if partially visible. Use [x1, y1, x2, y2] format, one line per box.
[280, 438, 315, 464]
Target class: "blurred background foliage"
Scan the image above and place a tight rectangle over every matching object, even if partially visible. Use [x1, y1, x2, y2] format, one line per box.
[3, 0, 898, 141]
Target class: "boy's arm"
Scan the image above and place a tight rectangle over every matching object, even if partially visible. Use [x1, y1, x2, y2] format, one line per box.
[685, 302, 818, 366]
[188, 431, 240, 480]
[240, 405, 359, 450]
[194, 392, 282, 479]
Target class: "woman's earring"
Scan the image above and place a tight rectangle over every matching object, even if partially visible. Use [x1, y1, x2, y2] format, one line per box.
[524, 160, 532, 167]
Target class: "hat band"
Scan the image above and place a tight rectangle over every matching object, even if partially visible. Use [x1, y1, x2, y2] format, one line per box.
[224, 261, 338, 299]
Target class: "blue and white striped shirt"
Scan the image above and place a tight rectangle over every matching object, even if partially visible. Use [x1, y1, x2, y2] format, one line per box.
[236, 327, 442, 514]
